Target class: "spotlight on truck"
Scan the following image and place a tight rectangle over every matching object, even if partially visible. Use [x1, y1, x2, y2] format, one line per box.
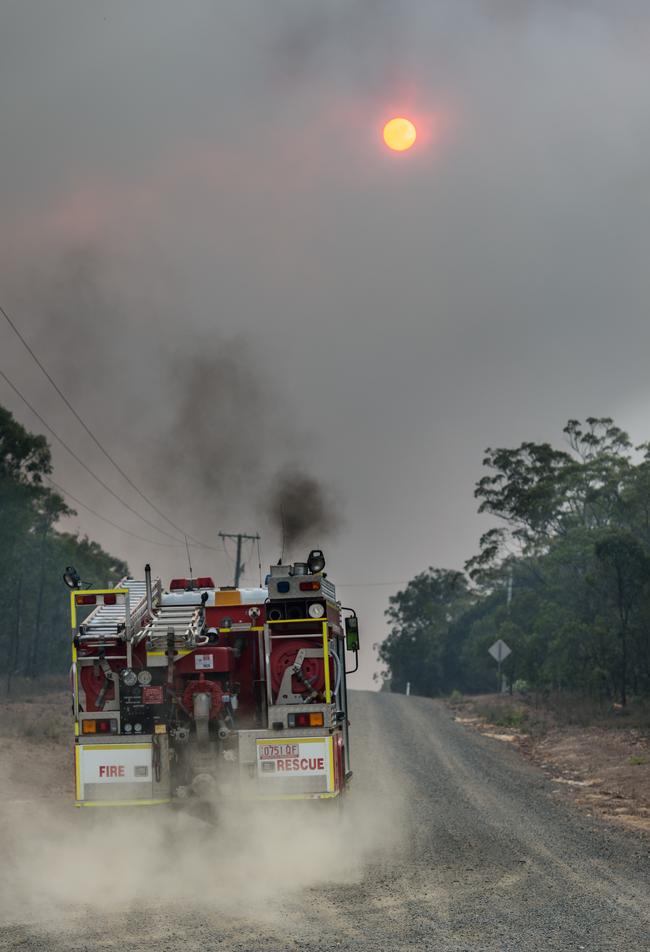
[307, 549, 326, 574]
[62, 566, 82, 589]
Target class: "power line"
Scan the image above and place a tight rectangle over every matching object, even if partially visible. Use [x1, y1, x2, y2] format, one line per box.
[220, 535, 235, 564]
[45, 476, 187, 548]
[0, 302, 218, 550]
[0, 364, 194, 544]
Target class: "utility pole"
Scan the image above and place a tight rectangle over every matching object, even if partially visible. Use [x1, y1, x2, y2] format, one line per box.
[218, 532, 260, 588]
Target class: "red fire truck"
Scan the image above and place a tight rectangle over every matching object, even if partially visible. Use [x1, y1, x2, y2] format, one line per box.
[65, 550, 360, 809]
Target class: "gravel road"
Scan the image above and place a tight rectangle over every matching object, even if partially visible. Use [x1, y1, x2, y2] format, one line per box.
[2, 691, 650, 951]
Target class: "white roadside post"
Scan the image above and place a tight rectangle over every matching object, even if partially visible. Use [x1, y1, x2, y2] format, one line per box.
[488, 639, 512, 693]
[405, 681, 411, 696]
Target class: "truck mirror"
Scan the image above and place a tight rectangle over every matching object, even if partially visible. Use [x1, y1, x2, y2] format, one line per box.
[345, 615, 360, 652]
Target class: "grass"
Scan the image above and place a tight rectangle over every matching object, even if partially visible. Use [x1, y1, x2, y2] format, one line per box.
[3, 675, 68, 699]
[455, 690, 650, 738]
[0, 692, 71, 746]
[628, 755, 648, 766]
[476, 704, 527, 729]
[528, 693, 650, 731]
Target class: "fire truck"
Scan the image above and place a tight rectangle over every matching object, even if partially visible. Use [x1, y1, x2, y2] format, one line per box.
[65, 550, 360, 809]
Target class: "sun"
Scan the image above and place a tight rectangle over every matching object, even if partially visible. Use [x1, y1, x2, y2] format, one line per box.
[383, 117, 417, 152]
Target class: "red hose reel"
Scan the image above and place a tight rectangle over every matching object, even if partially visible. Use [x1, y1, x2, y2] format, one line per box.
[270, 639, 330, 696]
[80, 665, 115, 711]
[181, 675, 225, 719]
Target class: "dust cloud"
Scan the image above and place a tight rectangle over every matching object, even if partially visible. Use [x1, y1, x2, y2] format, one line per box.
[0, 767, 403, 933]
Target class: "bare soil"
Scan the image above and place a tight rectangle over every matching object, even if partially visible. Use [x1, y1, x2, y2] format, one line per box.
[0, 692, 72, 803]
[448, 693, 650, 833]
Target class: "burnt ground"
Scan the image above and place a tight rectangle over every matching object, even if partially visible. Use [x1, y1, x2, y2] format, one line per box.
[1, 691, 650, 951]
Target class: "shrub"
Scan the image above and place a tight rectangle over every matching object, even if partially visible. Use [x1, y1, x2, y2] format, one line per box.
[477, 704, 527, 728]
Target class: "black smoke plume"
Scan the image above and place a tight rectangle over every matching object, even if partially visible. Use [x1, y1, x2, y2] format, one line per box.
[3, 246, 345, 563]
[269, 466, 342, 557]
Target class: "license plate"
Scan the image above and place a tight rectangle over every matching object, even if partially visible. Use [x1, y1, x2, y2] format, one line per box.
[258, 743, 299, 760]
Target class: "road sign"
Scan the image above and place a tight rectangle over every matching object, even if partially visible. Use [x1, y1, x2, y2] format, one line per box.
[488, 639, 511, 663]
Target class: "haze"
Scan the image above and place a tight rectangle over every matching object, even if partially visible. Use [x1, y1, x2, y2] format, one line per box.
[2, 1, 650, 687]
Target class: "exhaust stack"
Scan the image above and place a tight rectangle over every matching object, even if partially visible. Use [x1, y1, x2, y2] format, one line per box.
[145, 563, 153, 616]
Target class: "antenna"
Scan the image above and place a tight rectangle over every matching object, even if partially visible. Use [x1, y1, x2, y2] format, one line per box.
[185, 535, 194, 581]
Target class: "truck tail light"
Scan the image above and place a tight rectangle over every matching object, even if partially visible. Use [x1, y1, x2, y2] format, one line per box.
[82, 719, 117, 734]
[299, 581, 321, 591]
[288, 712, 324, 728]
[288, 713, 308, 727]
[98, 719, 117, 733]
[75, 595, 96, 606]
[103, 594, 117, 605]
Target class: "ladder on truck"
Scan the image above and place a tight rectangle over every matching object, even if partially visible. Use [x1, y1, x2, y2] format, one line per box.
[76, 578, 158, 643]
[135, 599, 208, 651]
[77, 578, 206, 647]
[71, 576, 210, 721]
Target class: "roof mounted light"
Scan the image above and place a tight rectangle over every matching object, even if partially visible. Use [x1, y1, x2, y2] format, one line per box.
[63, 566, 82, 590]
[307, 550, 326, 574]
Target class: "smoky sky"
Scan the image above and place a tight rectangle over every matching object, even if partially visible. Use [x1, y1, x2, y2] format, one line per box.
[2, 1, 650, 686]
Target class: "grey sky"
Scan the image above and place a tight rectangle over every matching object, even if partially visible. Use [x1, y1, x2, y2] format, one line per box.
[2, 2, 650, 686]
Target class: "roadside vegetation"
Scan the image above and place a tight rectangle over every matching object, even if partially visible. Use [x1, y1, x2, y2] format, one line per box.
[0, 693, 70, 745]
[450, 692, 650, 735]
[0, 405, 128, 693]
[448, 691, 650, 831]
[379, 418, 650, 708]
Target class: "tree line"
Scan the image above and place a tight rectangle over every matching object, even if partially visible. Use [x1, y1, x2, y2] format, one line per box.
[0, 405, 128, 692]
[379, 418, 650, 704]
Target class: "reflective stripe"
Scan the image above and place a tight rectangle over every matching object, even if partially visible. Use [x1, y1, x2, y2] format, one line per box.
[72, 588, 129, 596]
[79, 743, 151, 751]
[255, 736, 327, 746]
[268, 618, 322, 624]
[70, 592, 78, 720]
[218, 626, 263, 633]
[147, 650, 191, 658]
[236, 791, 340, 801]
[322, 620, 331, 704]
[74, 746, 81, 799]
[76, 799, 171, 808]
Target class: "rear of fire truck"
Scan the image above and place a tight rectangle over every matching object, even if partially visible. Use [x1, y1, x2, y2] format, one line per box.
[68, 551, 360, 808]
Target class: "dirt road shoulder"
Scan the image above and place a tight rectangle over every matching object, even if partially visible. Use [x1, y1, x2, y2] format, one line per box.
[447, 693, 650, 834]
